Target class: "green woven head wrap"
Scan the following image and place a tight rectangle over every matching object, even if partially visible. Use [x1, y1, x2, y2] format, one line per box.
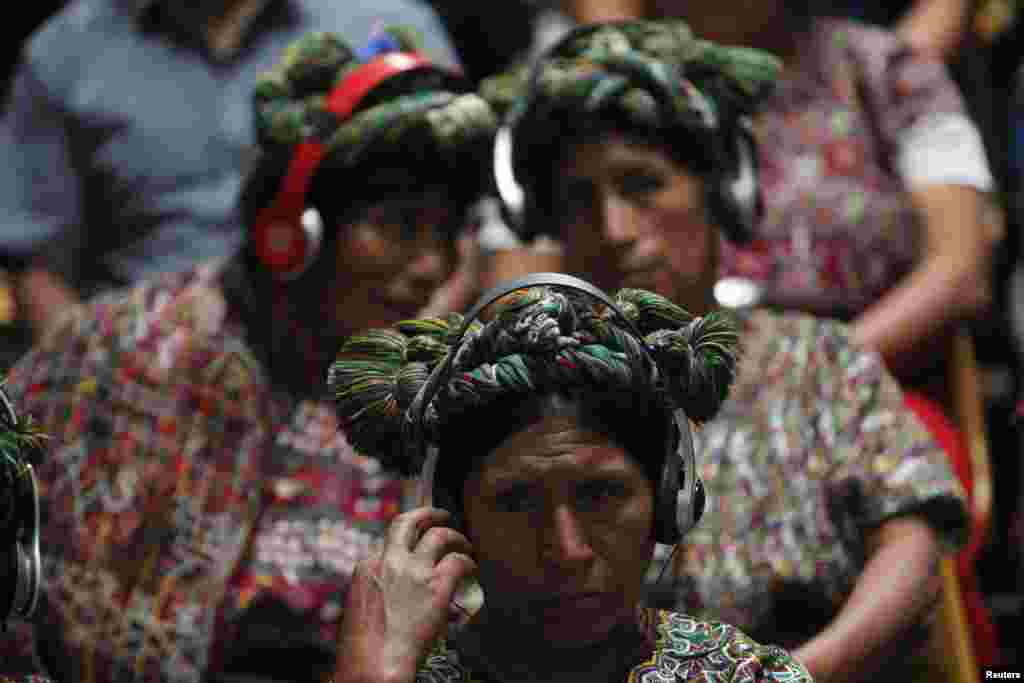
[328, 285, 739, 475]
[242, 27, 498, 229]
[0, 381, 46, 621]
[481, 19, 780, 127]
[0, 383, 45, 544]
[253, 28, 497, 169]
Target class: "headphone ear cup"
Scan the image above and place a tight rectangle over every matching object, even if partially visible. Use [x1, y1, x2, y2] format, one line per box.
[654, 451, 683, 545]
[708, 122, 760, 245]
[0, 542, 37, 622]
[252, 206, 324, 280]
[691, 478, 706, 527]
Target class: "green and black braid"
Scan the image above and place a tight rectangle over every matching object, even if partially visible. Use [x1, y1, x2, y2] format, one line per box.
[328, 285, 739, 476]
[241, 27, 498, 237]
[0, 382, 46, 554]
[480, 20, 779, 120]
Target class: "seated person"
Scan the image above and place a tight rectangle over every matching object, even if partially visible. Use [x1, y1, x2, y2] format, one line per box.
[0, 28, 497, 683]
[328, 274, 812, 681]
[637, 2, 1005, 665]
[479, 20, 969, 681]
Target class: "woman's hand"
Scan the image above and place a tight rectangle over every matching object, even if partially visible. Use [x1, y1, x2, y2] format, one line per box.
[334, 507, 478, 683]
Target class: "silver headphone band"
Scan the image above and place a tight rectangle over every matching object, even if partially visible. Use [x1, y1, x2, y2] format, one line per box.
[406, 272, 649, 460]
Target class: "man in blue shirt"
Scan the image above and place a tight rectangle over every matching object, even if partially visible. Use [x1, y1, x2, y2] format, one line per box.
[0, 0, 457, 343]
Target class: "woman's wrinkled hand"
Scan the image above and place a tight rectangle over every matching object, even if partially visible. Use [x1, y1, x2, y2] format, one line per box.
[335, 507, 478, 683]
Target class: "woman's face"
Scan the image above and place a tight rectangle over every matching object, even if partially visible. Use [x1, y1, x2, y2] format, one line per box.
[555, 135, 719, 315]
[325, 188, 457, 338]
[462, 415, 655, 648]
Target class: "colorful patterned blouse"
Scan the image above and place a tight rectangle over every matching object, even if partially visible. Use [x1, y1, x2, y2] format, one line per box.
[416, 609, 812, 682]
[651, 311, 968, 645]
[0, 261, 401, 683]
[719, 20, 984, 319]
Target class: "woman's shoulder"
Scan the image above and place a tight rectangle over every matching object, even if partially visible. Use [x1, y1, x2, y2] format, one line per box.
[805, 17, 908, 61]
[632, 609, 813, 682]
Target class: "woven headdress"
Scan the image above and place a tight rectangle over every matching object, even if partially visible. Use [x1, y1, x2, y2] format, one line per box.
[481, 19, 780, 130]
[0, 381, 46, 622]
[252, 28, 497, 177]
[328, 284, 739, 475]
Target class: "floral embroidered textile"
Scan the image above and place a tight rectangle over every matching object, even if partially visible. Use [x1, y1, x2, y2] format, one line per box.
[0, 261, 400, 683]
[719, 20, 971, 318]
[414, 609, 812, 682]
[652, 311, 968, 644]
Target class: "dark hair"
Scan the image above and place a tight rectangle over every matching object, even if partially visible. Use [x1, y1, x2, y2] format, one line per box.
[435, 387, 674, 516]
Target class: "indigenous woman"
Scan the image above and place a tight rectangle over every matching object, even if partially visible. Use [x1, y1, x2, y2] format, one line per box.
[329, 277, 813, 682]
[478, 20, 970, 681]
[0, 28, 496, 683]
[649, 3, 1004, 666]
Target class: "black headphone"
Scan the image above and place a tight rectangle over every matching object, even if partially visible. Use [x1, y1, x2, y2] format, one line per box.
[404, 272, 705, 545]
[492, 21, 760, 245]
[0, 385, 42, 626]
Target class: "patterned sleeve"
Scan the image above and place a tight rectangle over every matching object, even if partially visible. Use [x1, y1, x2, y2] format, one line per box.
[833, 20, 968, 164]
[3, 284, 276, 682]
[808, 316, 968, 552]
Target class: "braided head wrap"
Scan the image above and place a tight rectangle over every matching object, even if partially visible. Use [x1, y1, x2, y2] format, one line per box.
[481, 19, 781, 240]
[241, 27, 498, 249]
[0, 382, 46, 622]
[328, 282, 740, 504]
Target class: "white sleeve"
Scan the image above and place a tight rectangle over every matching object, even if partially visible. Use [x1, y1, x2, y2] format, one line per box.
[896, 112, 996, 191]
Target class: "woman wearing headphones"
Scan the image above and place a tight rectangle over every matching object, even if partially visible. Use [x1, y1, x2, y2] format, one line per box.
[329, 275, 812, 682]
[477, 20, 970, 682]
[0, 28, 496, 683]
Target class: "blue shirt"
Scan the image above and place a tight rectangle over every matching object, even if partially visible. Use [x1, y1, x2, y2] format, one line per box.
[0, 0, 457, 296]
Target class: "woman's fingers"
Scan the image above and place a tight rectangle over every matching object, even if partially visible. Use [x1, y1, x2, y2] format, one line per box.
[386, 506, 452, 551]
[435, 552, 479, 591]
[414, 525, 475, 565]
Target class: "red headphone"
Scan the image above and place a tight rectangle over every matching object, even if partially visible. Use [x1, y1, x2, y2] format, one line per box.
[252, 51, 446, 280]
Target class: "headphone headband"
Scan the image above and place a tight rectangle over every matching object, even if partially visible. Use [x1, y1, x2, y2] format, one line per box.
[410, 273, 651, 440]
[327, 52, 439, 120]
[271, 50, 453, 214]
[455, 272, 647, 341]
